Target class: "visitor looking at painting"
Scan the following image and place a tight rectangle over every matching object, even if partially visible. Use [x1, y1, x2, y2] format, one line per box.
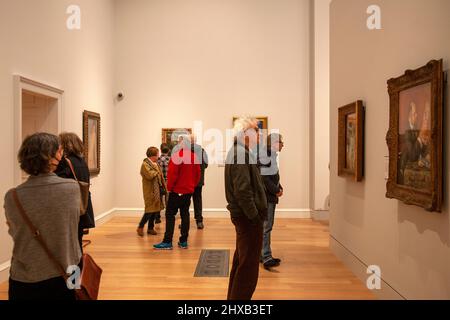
[258, 133, 284, 270]
[55, 132, 96, 253]
[137, 147, 167, 237]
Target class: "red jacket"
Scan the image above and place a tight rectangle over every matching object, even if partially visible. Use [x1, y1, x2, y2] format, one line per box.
[167, 148, 201, 195]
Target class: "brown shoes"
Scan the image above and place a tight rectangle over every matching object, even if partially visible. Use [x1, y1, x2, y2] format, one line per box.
[137, 227, 157, 236]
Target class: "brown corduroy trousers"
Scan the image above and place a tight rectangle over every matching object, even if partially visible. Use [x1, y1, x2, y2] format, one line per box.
[227, 216, 264, 300]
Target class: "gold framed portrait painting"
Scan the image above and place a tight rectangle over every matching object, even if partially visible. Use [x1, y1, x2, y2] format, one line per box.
[386, 59, 444, 212]
[83, 110, 101, 175]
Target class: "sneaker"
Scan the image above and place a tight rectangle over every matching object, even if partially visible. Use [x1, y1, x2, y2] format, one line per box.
[147, 229, 157, 235]
[136, 228, 144, 237]
[196, 222, 204, 230]
[178, 241, 188, 249]
[263, 259, 280, 270]
[153, 242, 173, 250]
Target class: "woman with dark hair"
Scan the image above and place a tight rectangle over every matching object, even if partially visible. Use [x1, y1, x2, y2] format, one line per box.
[4, 132, 81, 300]
[55, 132, 95, 252]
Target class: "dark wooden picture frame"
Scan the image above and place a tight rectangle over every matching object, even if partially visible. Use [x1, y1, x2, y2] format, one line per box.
[83, 110, 101, 175]
[386, 59, 444, 212]
[338, 101, 364, 182]
[162, 128, 192, 150]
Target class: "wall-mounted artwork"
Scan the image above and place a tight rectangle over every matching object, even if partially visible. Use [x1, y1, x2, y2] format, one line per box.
[162, 128, 192, 151]
[233, 117, 268, 131]
[83, 110, 101, 175]
[386, 59, 444, 212]
[338, 101, 364, 182]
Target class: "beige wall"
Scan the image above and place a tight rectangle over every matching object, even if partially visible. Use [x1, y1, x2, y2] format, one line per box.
[312, 0, 331, 211]
[330, 0, 450, 299]
[114, 0, 312, 212]
[0, 0, 116, 278]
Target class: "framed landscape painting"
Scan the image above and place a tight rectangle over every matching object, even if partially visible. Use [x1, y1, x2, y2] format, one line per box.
[386, 59, 444, 212]
[338, 101, 364, 182]
[83, 110, 101, 175]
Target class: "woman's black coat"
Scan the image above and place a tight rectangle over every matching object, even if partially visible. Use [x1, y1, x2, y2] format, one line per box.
[55, 154, 96, 229]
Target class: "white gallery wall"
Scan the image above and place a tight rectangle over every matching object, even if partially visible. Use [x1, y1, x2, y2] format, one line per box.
[0, 0, 116, 281]
[330, 0, 450, 299]
[113, 0, 312, 213]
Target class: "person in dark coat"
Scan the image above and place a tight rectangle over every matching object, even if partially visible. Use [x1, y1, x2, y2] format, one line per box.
[55, 132, 95, 253]
[190, 134, 209, 229]
[225, 117, 267, 300]
[258, 133, 284, 270]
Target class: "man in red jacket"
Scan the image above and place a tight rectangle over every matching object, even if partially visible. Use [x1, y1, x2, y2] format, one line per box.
[154, 135, 201, 250]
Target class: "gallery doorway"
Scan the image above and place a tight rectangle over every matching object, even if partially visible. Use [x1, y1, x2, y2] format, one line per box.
[13, 76, 64, 185]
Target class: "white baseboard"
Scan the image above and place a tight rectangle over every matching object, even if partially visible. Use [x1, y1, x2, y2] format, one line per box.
[94, 208, 117, 226]
[113, 208, 312, 219]
[0, 260, 11, 284]
[311, 210, 330, 221]
[330, 235, 405, 300]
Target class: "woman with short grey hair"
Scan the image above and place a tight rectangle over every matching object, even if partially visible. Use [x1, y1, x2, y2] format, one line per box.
[4, 132, 81, 300]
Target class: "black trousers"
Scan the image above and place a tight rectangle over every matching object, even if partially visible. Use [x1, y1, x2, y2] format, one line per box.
[193, 186, 203, 222]
[138, 212, 159, 230]
[9, 277, 76, 301]
[163, 193, 192, 243]
[227, 216, 264, 300]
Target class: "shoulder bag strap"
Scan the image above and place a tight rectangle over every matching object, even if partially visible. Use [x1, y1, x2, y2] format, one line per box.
[12, 189, 68, 280]
[65, 157, 79, 182]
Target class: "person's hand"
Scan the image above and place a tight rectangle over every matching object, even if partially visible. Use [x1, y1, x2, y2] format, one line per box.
[276, 189, 283, 197]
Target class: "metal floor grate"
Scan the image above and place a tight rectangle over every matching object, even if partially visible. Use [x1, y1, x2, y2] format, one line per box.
[194, 249, 230, 277]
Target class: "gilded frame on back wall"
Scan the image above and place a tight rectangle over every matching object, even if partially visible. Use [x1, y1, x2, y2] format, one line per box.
[386, 59, 444, 212]
[338, 101, 364, 182]
[83, 110, 101, 176]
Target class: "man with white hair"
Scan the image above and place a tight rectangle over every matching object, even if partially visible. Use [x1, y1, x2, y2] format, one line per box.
[224, 117, 268, 300]
[154, 135, 200, 250]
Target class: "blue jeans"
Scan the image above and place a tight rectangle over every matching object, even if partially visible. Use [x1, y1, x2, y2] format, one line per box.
[261, 202, 276, 263]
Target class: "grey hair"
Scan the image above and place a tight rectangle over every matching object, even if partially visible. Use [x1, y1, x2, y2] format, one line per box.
[233, 116, 258, 139]
[178, 134, 191, 146]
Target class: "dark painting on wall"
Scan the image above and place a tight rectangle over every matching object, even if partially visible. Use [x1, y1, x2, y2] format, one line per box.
[162, 128, 192, 151]
[83, 110, 101, 175]
[386, 59, 444, 212]
[338, 101, 364, 182]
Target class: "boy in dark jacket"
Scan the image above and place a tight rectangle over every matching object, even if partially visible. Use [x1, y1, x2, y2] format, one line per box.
[190, 135, 209, 229]
[258, 133, 284, 270]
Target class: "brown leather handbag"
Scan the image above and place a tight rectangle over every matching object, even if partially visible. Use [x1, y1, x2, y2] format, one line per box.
[65, 157, 90, 216]
[12, 189, 102, 300]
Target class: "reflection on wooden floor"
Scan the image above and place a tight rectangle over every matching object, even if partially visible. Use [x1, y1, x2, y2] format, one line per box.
[0, 215, 375, 300]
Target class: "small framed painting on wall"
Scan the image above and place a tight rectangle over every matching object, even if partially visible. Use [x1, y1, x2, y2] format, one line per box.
[83, 110, 101, 175]
[338, 100, 364, 182]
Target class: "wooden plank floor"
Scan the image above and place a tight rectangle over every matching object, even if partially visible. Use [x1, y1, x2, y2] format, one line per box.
[0, 215, 375, 300]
